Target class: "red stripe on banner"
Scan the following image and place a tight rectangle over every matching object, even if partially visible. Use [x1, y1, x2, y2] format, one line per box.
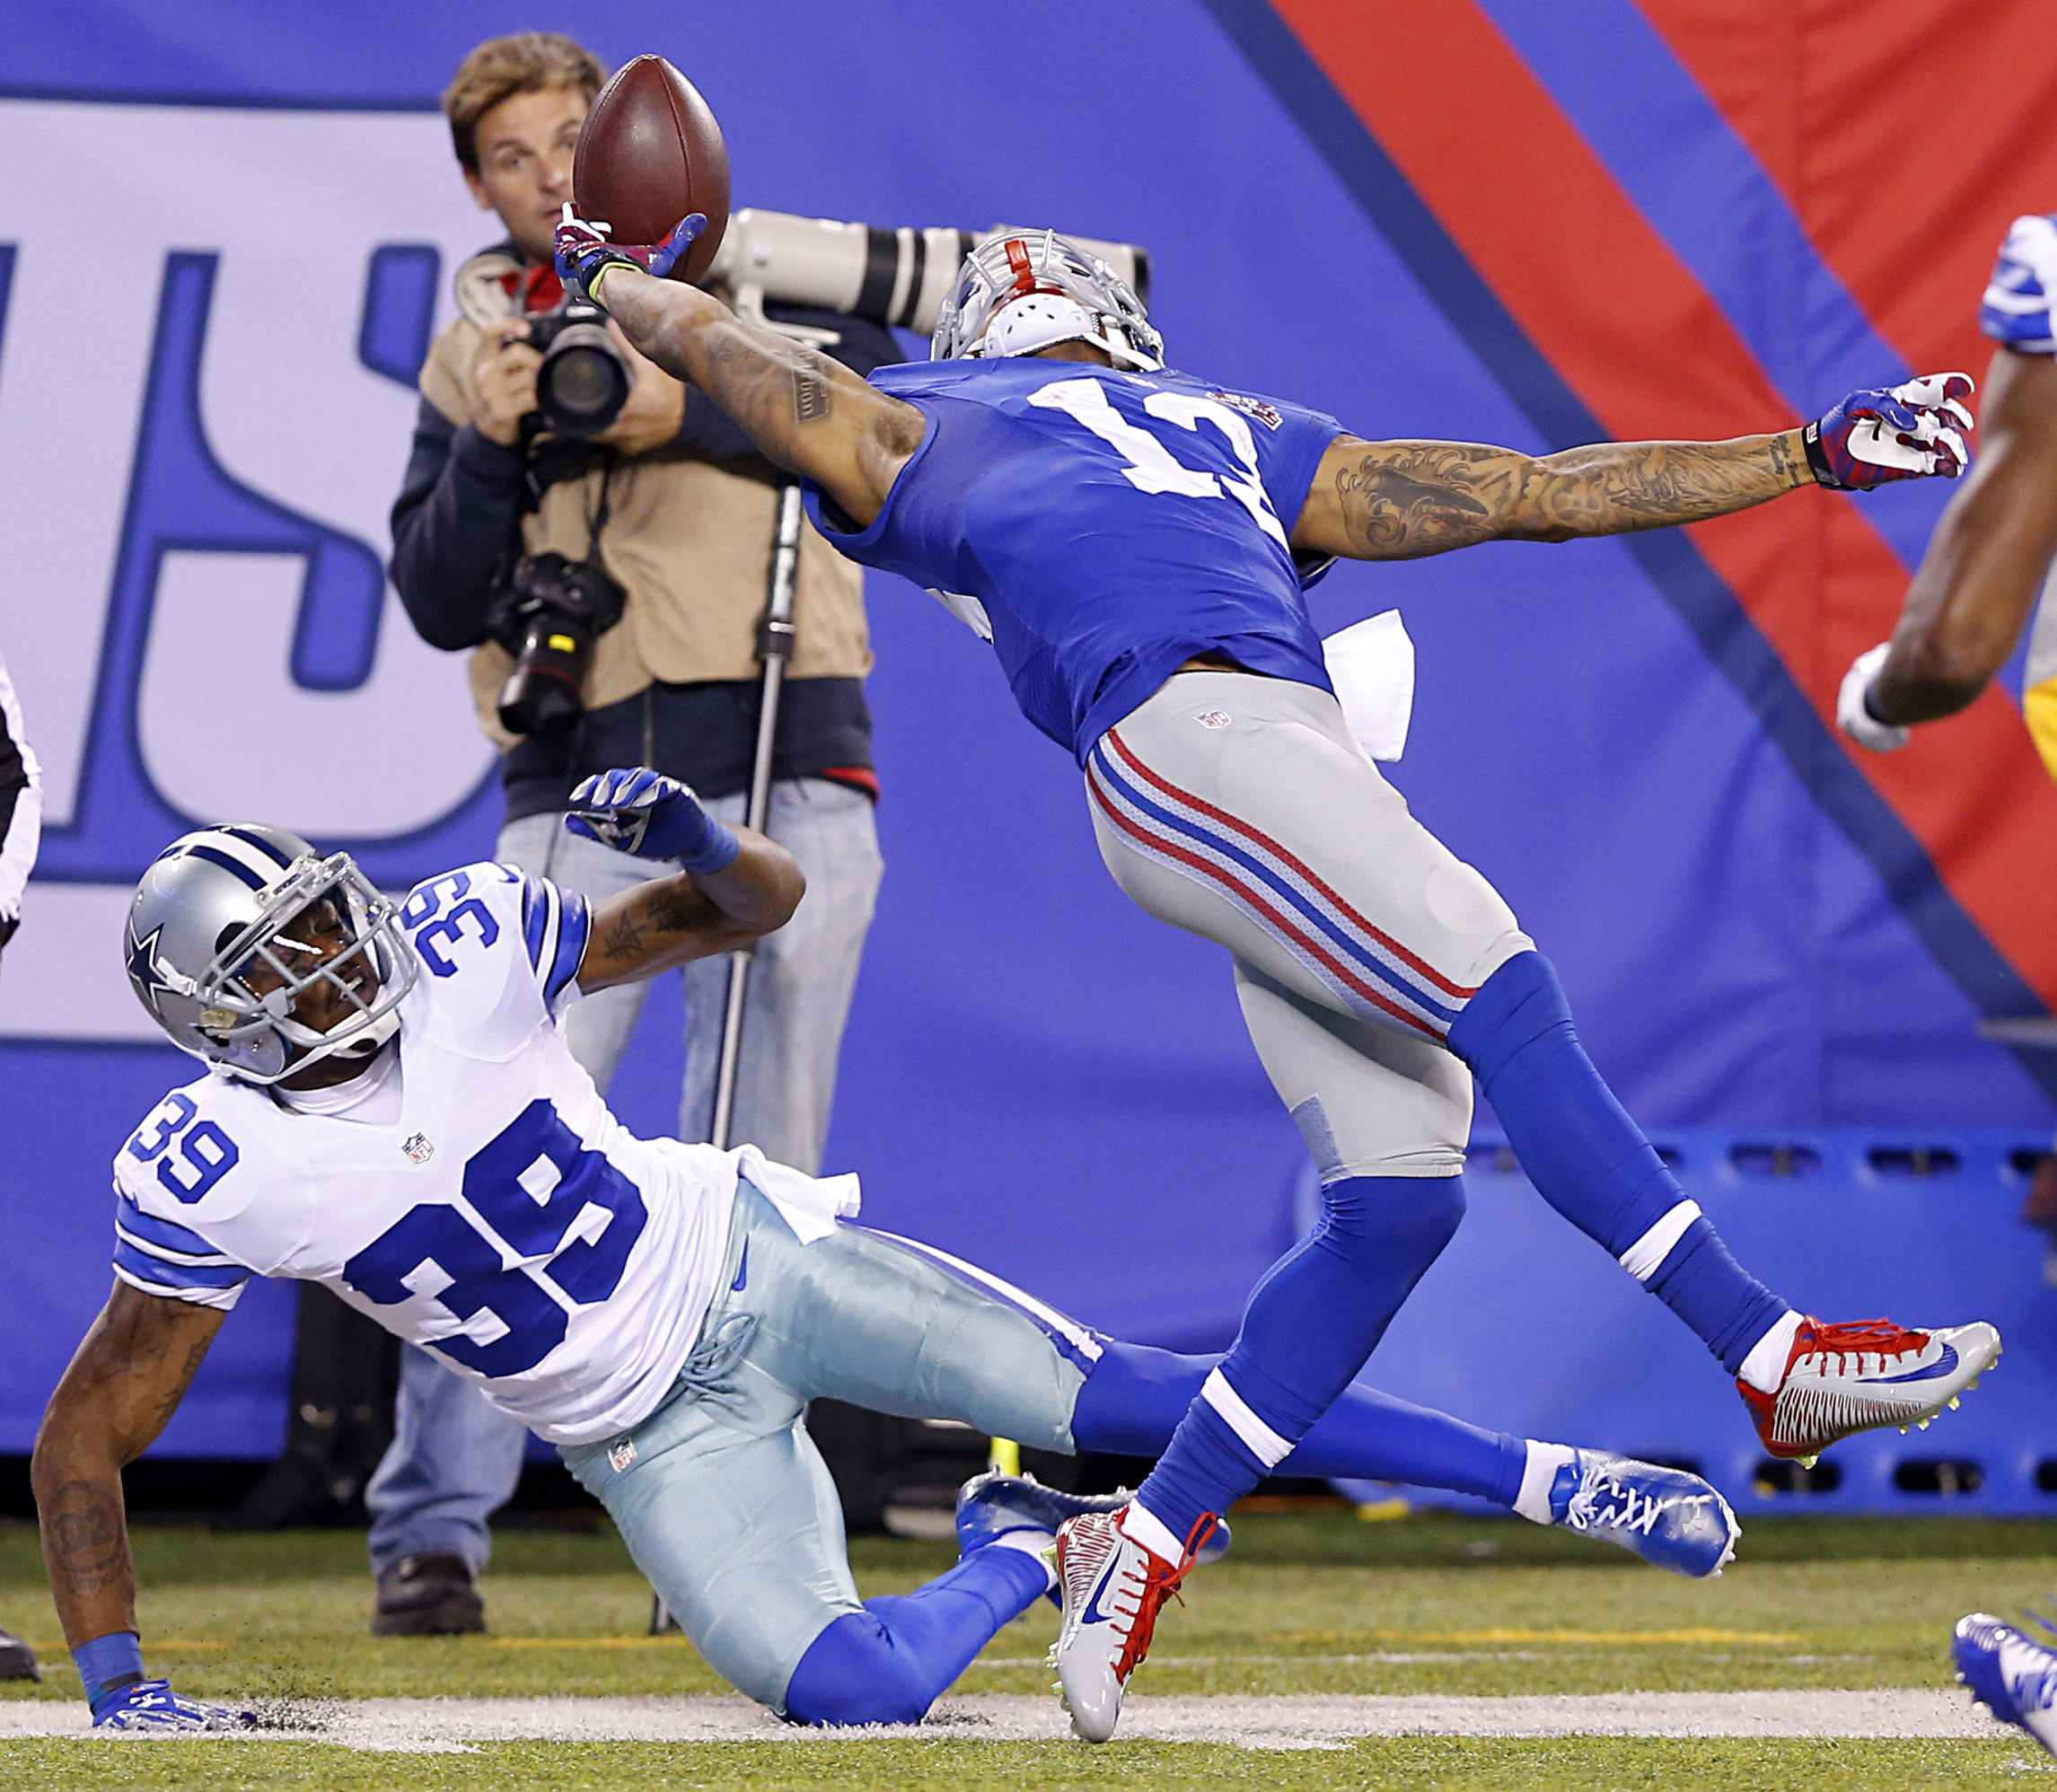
[1271, 0, 2057, 1007]
[1637, 0, 2057, 385]
[1086, 766, 1445, 1037]
[1103, 729, 1480, 999]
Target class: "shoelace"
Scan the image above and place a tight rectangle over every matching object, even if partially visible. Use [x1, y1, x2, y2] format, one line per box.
[1799, 1317, 1930, 1373]
[1112, 1514, 1219, 1681]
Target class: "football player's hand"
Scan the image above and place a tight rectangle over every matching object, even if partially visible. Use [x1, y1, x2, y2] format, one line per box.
[1837, 642, 1912, 752]
[555, 207, 707, 301]
[566, 768, 741, 873]
[91, 1678, 256, 1732]
[1805, 373, 1974, 490]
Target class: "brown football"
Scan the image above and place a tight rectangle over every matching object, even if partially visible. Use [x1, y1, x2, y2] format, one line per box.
[573, 56, 730, 283]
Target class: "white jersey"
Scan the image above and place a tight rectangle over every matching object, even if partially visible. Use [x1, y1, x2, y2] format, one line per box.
[111, 861, 750, 1446]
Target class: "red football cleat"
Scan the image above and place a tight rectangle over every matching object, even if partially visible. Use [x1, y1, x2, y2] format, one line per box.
[1739, 1316, 2000, 1465]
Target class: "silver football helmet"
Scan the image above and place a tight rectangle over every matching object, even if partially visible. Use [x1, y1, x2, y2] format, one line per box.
[124, 823, 417, 1084]
[932, 229, 1164, 371]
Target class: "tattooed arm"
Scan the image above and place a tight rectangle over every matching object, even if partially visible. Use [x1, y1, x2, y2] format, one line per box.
[1291, 429, 1811, 561]
[32, 1285, 226, 1647]
[576, 827, 804, 992]
[585, 264, 926, 527]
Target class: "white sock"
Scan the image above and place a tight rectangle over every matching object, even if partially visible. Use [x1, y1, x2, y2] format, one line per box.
[1513, 1441, 1578, 1525]
[1738, 1310, 1805, 1394]
[1119, 1500, 1185, 1563]
[988, 1527, 1058, 1594]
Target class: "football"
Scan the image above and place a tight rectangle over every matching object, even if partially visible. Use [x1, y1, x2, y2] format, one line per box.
[572, 55, 730, 283]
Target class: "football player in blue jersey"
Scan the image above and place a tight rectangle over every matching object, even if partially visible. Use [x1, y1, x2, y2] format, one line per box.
[42, 772, 1747, 1734]
[558, 211, 2002, 1739]
[1830, 210, 2057, 1764]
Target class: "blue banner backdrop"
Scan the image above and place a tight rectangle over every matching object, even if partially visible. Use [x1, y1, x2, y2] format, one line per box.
[0, 1, 2050, 1459]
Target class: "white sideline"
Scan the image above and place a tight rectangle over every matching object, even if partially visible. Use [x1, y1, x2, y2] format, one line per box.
[0, 1690, 2005, 1752]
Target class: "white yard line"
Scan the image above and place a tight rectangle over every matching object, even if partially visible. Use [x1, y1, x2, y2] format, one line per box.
[0, 1688, 2010, 1752]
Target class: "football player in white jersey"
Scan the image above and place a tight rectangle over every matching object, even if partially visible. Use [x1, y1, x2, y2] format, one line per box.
[37, 770, 1794, 1732]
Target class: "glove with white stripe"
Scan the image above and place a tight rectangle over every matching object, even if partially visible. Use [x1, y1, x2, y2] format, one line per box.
[565, 767, 741, 873]
[1804, 373, 1974, 490]
[554, 206, 707, 303]
[92, 1677, 256, 1732]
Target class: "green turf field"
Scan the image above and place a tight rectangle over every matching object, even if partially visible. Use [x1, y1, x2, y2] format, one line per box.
[0, 1513, 2047, 1788]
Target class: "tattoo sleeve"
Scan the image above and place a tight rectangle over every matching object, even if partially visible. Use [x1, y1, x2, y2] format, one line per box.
[1323, 431, 1811, 559]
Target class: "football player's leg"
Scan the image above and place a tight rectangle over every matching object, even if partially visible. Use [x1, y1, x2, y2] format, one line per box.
[1444, 948, 1789, 1377]
[1103, 955, 1473, 1559]
[1075, 1341, 1737, 1577]
[1087, 672, 1789, 1381]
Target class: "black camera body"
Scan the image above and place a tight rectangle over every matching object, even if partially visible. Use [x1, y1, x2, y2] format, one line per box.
[488, 550, 628, 737]
[526, 299, 630, 439]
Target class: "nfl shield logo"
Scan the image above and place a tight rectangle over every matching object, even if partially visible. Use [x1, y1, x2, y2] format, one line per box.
[609, 1438, 637, 1472]
[402, 1133, 435, 1165]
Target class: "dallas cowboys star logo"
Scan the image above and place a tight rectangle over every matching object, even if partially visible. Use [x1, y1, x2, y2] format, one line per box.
[127, 925, 196, 1000]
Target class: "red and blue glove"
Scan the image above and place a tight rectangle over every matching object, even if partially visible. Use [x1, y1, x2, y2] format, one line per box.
[554, 206, 707, 302]
[565, 767, 741, 874]
[1804, 373, 1974, 490]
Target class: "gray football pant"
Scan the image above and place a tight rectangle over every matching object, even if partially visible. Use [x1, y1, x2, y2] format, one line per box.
[561, 1180, 1088, 1713]
[1086, 672, 1533, 1181]
[365, 778, 883, 1578]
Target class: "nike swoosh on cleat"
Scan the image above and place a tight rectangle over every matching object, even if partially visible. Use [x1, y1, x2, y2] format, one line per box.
[1874, 1346, 1959, 1384]
[1078, 1568, 1121, 1628]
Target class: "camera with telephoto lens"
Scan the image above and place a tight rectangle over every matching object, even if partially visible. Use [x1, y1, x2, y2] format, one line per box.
[524, 298, 630, 439]
[488, 550, 627, 737]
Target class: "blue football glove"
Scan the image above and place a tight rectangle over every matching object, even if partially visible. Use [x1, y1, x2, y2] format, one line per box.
[92, 1677, 256, 1732]
[1804, 372, 1974, 490]
[565, 767, 742, 873]
[554, 206, 708, 301]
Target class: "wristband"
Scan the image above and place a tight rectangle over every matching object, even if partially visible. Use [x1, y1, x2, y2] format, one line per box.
[1800, 418, 1840, 489]
[680, 817, 743, 875]
[74, 1630, 145, 1707]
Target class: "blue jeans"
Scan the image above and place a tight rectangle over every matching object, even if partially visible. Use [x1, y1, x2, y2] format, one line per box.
[365, 778, 883, 1578]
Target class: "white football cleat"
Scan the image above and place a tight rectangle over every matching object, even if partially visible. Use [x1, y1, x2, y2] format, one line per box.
[1955, 1612, 2057, 1758]
[1739, 1316, 2000, 1464]
[1048, 1507, 1212, 1744]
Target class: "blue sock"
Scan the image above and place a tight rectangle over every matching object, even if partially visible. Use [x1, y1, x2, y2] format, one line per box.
[782, 1545, 1049, 1726]
[1132, 1173, 1465, 1544]
[1074, 1339, 1525, 1504]
[1446, 951, 1788, 1375]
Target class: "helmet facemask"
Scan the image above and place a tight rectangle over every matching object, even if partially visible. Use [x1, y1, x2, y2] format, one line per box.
[154, 850, 416, 1084]
[933, 230, 1164, 371]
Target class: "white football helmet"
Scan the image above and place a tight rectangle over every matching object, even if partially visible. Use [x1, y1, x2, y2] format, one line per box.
[933, 230, 1163, 371]
[124, 824, 416, 1084]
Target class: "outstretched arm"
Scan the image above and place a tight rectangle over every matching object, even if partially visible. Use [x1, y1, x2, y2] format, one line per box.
[566, 768, 804, 992]
[33, 1285, 225, 1649]
[1295, 373, 1973, 563]
[1866, 348, 2057, 725]
[1292, 430, 1808, 560]
[584, 261, 925, 528]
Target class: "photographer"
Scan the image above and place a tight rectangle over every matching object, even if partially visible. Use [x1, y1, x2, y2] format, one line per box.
[370, 33, 895, 1636]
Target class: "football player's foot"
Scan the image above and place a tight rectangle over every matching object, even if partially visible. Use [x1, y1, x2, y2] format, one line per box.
[1049, 1507, 1214, 1744]
[1954, 1612, 2057, 1758]
[955, 1471, 1231, 1603]
[0, 1621, 39, 1682]
[371, 1552, 485, 1638]
[1545, 1451, 1738, 1579]
[1739, 1316, 2000, 1464]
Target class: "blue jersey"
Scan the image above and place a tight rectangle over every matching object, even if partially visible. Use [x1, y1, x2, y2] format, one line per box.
[804, 359, 1342, 760]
